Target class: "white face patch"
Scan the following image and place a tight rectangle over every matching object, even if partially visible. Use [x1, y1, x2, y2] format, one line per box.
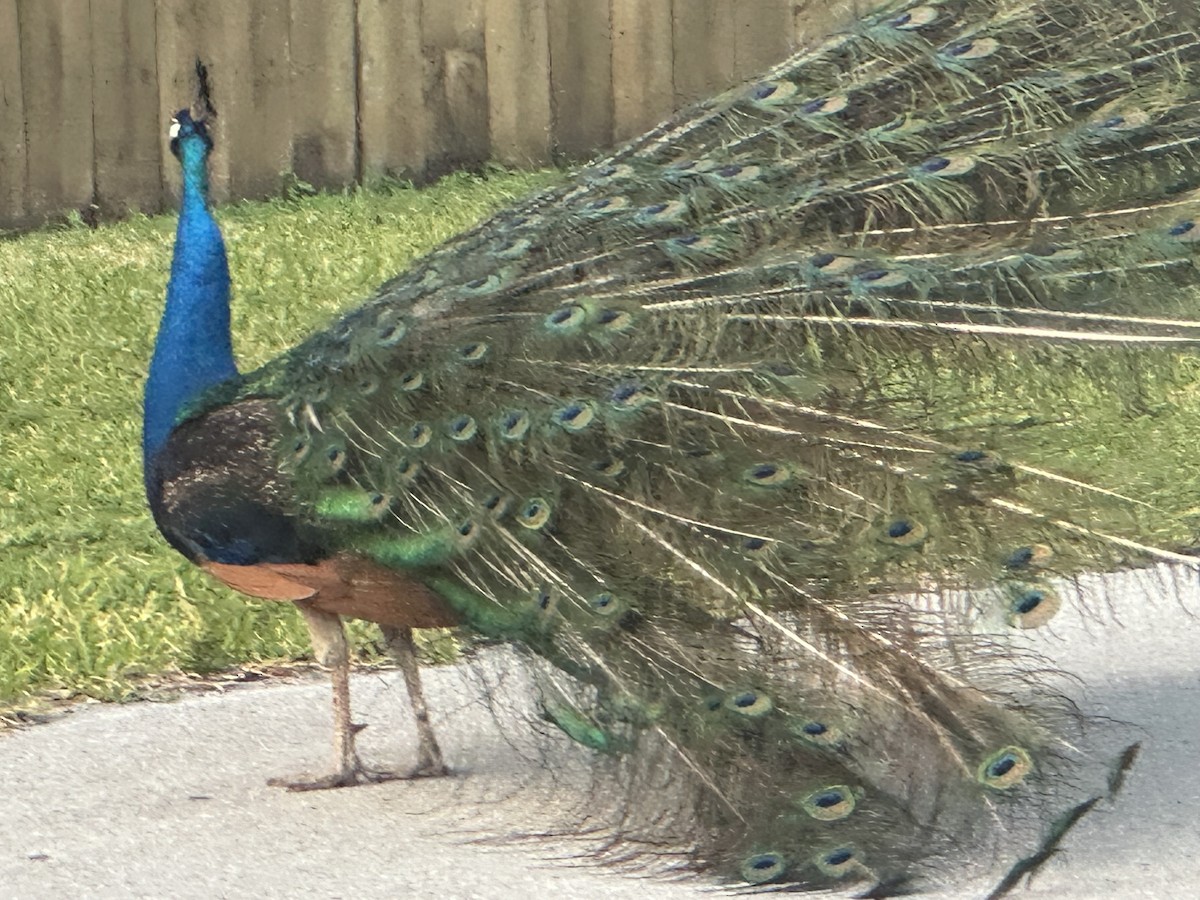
[169, 119, 181, 139]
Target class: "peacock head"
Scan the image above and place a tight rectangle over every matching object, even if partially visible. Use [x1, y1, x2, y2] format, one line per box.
[169, 109, 213, 160]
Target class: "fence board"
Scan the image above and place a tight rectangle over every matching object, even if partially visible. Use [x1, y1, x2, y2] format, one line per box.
[733, 1, 796, 80]
[0, 0, 27, 227]
[548, 0, 613, 161]
[19, 0, 94, 221]
[672, 1, 736, 106]
[228, 1, 292, 199]
[358, 0, 429, 182]
[155, 0, 291, 203]
[154, 0, 202, 201]
[611, 0, 674, 142]
[1, 0, 822, 229]
[484, 0, 552, 166]
[288, 0, 356, 190]
[91, 0, 162, 219]
[422, 0, 490, 176]
[793, 1, 862, 47]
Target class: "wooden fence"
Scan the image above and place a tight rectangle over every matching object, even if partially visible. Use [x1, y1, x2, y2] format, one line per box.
[0, 0, 863, 231]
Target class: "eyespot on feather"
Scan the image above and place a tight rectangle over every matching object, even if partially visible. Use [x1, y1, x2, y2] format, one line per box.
[482, 493, 514, 519]
[397, 457, 422, 485]
[914, 154, 976, 177]
[1005, 543, 1054, 569]
[499, 410, 531, 441]
[1169, 220, 1200, 243]
[544, 304, 587, 332]
[375, 311, 408, 347]
[740, 536, 771, 556]
[595, 307, 634, 331]
[739, 853, 788, 885]
[460, 274, 502, 296]
[517, 498, 552, 530]
[1006, 583, 1061, 628]
[854, 267, 911, 289]
[610, 383, 654, 411]
[447, 414, 478, 442]
[747, 80, 798, 105]
[978, 746, 1034, 790]
[791, 717, 844, 747]
[939, 37, 1000, 61]
[799, 94, 848, 116]
[455, 518, 481, 550]
[398, 371, 425, 392]
[593, 457, 627, 478]
[724, 689, 774, 718]
[405, 422, 432, 449]
[800, 785, 857, 821]
[890, 5, 938, 29]
[459, 341, 490, 363]
[744, 463, 792, 487]
[882, 518, 927, 547]
[554, 401, 596, 432]
[814, 846, 865, 879]
[589, 592, 625, 618]
[635, 199, 689, 225]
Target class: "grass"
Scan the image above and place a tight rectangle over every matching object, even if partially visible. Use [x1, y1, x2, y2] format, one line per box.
[0, 169, 561, 708]
[6, 162, 1200, 713]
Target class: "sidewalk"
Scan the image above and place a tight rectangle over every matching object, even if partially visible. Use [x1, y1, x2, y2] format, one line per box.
[2, 568, 1198, 899]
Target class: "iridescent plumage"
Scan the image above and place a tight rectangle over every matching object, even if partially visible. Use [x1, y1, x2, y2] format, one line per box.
[144, 3, 1200, 892]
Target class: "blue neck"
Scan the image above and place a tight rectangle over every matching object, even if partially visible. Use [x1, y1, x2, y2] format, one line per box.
[143, 137, 238, 468]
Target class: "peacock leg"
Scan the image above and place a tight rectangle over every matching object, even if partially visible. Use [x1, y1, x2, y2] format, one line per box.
[273, 604, 396, 791]
[380, 624, 450, 778]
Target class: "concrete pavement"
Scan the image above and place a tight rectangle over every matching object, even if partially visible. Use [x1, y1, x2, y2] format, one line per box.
[2, 566, 1199, 899]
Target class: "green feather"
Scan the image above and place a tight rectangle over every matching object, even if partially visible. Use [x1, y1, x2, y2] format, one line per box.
[149, 0, 1200, 892]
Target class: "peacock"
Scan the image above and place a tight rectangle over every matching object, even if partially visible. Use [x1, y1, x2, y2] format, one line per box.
[143, 0, 1200, 893]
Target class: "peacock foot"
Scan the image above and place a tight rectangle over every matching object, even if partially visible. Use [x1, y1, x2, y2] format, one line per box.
[269, 760, 400, 792]
[272, 759, 452, 791]
[269, 722, 452, 790]
[407, 758, 450, 779]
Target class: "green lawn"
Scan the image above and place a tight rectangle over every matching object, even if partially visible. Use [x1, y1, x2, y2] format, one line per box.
[5, 164, 1200, 713]
[0, 170, 559, 708]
